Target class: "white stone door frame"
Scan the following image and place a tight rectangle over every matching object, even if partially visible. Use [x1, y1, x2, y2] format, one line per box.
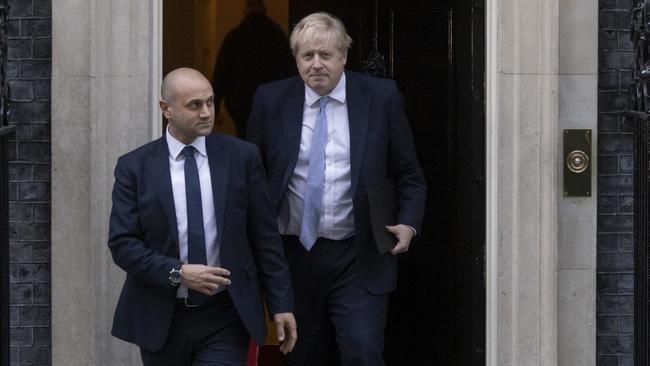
[150, 0, 163, 139]
[51, 0, 597, 365]
[485, 0, 498, 363]
[484, 0, 598, 365]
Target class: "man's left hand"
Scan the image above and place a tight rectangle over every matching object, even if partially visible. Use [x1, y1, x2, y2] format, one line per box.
[273, 312, 297, 354]
[385, 224, 415, 255]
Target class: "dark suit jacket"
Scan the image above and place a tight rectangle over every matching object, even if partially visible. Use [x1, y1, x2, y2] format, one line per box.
[108, 133, 293, 352]
[247, 71, 427, 295]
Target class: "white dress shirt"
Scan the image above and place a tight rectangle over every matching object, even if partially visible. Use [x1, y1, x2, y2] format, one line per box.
[166, 128, 220, 298]
[279, 73, 355, 240]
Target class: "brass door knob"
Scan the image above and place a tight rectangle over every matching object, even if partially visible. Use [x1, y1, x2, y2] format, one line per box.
[566, 150, 589, 173]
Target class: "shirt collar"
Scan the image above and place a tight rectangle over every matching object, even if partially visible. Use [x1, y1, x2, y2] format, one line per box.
[304, 72, 347, 107]
[165, 125, 207, 160]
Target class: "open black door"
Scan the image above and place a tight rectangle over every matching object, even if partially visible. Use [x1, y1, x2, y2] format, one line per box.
[289, 1, 486, 364]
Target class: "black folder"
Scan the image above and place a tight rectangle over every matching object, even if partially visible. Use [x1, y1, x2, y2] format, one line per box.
[367, 180, 398, 254]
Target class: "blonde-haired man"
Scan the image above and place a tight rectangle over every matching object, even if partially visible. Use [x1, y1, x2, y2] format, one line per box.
[248, 12, 426, 366]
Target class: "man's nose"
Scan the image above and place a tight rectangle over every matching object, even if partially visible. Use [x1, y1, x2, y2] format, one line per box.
[199, 103, 212, 118]
[312, 56, 323, 69]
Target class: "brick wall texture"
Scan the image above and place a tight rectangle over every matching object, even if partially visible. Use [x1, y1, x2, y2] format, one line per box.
[598, 0, 636, 365]
[6, 0, 52, 365]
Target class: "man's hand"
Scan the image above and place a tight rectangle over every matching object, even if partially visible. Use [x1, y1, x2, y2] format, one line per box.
[385, 224, 415, 255]
[273, 312, 297, 354]
[181, 264, 231, 295]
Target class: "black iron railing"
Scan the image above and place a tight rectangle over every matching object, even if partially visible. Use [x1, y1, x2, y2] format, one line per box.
[630, 1, 650, 364]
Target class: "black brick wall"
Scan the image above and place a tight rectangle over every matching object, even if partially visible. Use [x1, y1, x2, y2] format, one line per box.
[6, 0, 51, 365]
[598, 0, 635, 365]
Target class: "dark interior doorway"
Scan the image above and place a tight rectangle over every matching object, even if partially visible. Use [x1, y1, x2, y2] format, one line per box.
[289, 1, 486, 365]
[163, 0, 486, 364]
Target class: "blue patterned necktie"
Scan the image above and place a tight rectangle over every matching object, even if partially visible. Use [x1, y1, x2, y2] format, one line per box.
[181, 146, 208, 303]
[300, 97, 330, 250]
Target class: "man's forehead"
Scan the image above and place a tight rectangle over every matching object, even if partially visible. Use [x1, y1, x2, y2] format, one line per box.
[171, 78, 212, 100]
[179, 89, 213, 103]
[299, 40, 339, 53]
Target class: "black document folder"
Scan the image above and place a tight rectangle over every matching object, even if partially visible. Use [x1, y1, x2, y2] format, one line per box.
[367, 180, 398, 254]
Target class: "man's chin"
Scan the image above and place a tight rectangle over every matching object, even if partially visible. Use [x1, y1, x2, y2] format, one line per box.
[198, 124, 214, 135]
[308, 83, 331, 95]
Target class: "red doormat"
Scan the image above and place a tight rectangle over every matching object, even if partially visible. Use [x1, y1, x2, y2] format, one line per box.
[247, 342, 283, 366]
[246, 340, 258, 366]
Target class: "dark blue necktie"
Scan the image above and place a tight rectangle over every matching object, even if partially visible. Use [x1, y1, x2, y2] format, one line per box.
[182, 146, 208, 303]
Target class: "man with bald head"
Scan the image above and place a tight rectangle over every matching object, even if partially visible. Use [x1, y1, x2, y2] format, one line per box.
[108, 67, 296, 365]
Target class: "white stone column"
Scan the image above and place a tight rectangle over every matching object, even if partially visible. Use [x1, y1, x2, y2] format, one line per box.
[556, 0, 598, 364]
[52, 1, 159, 365]
[486, 0, 597, 364]
[487, 0, 561, 365]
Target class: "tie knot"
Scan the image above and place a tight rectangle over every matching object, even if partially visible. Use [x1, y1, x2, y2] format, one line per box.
[319, 96, 329, 109]
[181, 145, 196, 158]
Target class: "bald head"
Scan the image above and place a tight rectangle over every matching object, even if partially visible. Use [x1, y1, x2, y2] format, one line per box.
[161, 67, 210, 102]
[159, 67, 215, 144]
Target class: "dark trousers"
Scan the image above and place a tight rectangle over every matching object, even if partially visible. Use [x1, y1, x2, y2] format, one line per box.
[283, 236, 388, 366]
[140, 292, 249, 366]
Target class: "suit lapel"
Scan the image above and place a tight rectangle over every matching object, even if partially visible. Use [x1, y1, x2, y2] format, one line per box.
[207, 134, 228, 248]
[346, 72, 370, 196]
[281, 79, 306, 193]
[149, 137, 180, 255]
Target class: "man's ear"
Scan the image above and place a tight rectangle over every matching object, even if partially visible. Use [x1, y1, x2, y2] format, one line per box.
[160, 99, 172, 119]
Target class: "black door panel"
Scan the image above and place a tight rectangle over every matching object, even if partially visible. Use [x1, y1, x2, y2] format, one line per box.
[289, 1, 485, 364]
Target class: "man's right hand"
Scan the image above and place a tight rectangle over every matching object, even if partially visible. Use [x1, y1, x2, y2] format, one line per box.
[181, 264, 231, 295]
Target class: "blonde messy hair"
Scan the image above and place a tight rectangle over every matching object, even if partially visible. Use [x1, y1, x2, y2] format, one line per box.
[290, 12, 352, 56]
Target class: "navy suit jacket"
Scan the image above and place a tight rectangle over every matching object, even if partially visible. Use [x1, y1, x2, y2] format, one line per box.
[247, 71, 427, 295]
[108, 133, 293, 352]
